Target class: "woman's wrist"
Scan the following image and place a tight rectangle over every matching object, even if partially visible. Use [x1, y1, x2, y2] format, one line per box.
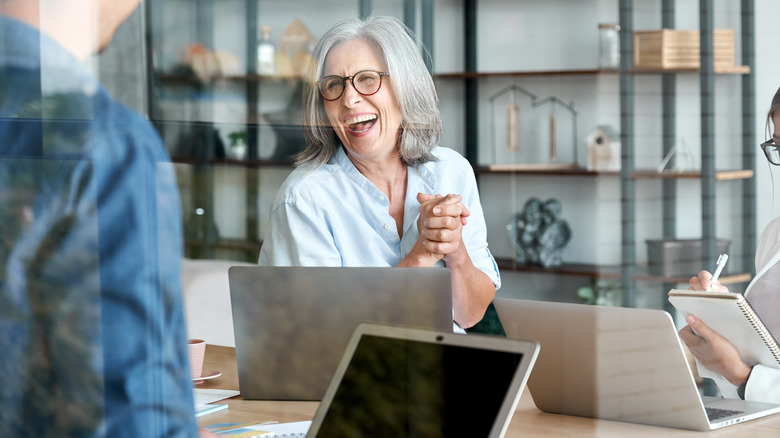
[736, 366, 754, 400]
[399, 243, 441, 267]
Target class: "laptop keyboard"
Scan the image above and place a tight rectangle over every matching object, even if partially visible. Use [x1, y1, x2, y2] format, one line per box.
[706, 406, 743, 422]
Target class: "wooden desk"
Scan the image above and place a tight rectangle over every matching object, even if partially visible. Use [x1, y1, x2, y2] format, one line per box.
[198, 345, 780, 437]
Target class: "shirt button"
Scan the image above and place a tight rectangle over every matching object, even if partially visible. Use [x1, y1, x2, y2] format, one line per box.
[384, 223, 392, 230]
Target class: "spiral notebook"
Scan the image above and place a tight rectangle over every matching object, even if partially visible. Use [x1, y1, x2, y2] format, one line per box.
[667, 289, 780, 367]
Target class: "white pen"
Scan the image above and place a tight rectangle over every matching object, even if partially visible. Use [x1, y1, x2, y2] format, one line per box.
[706, 253, 729, 292]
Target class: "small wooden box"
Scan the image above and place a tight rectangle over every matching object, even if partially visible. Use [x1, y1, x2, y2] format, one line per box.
[633, 29, 745, 72]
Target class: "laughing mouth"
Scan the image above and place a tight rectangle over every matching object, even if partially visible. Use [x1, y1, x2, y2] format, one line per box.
[345, 114, 378, 133]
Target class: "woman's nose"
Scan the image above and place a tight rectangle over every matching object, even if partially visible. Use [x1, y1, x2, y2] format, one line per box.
[341, 80, 361, 105]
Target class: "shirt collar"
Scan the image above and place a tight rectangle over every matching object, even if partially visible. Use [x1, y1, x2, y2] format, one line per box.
[332, 145, 438, 195]
[0, 16, 99, 96]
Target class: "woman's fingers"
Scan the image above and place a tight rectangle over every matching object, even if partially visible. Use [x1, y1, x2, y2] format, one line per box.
[688, 270, 728, 292]
[419, 193, 469, 220]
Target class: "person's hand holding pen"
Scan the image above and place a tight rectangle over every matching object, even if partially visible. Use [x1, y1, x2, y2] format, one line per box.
[680, 253, 753, 390]
[688, 254, 730, 292]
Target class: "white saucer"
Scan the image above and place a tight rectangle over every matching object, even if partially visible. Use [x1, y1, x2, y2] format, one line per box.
[193, 369, 222, 385]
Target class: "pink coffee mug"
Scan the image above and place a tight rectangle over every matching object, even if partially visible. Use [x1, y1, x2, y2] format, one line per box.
[187, 339, 206, 380]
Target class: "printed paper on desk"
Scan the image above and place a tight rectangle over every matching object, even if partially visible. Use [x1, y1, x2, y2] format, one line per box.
[196, 403, 228, 417]
[194, 388, 240, 407]
[245, 421, 311, 437]
[204, 422, 274, 437]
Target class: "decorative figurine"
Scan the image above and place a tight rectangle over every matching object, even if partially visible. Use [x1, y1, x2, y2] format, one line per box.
[507, 197, 571, 268]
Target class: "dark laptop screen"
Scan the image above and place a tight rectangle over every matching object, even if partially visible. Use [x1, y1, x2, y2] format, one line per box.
[314, 335, 523, 438]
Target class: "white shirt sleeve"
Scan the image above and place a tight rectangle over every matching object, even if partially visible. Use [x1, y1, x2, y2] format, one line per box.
[745, 365, 780, 403]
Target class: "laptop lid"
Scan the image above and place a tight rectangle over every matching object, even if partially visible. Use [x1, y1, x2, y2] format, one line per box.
[228, 266, 453, 401]
[307, 323, 540, 438]
[494, 298, 780, 431]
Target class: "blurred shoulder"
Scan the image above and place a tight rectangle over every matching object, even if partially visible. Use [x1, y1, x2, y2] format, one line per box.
[427, 146, 474, 175]
[756, 216, 780, 271]
[274, 160, 342, 205]
[431, 145, 468, 163]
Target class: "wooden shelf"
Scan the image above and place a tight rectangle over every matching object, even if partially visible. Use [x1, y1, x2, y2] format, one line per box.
[495, 257, 752, 285]
[630, 169, 754, 180]
[185, 238, 263, 253]
[172, 157, 295, 169]
[171, 157, 206, 165]
[210, 158, 295, 169]
[157, 73, 301, 84]
[496, 258, 620, 278]
[632, 271, 752, 285]
[434, 68, 617, 79]
[476, 166, 752, 180]
[211, 238, 263, 252]
[476, 164, 617, 176]
[432, 66, 749, 79]
[631, 65, 751, 75]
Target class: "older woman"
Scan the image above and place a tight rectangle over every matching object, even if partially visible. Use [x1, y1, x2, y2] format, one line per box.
[258, 15, 499, 329]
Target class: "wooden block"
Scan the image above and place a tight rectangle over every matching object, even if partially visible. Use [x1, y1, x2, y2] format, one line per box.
[634, 30, 699, 70]
[634, 28, 743, 72]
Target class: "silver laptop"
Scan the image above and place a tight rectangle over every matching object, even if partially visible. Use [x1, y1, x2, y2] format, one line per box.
[494, 298, 780, 431]
[228, 266, 453, 401]
[307, 323, 540, 438]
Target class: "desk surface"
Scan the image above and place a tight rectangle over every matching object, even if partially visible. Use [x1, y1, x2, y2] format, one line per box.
[198, 344, 780, 437]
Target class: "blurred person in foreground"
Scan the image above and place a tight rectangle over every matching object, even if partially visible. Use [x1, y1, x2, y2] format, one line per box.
[0, 0, 211, 436]
[680, 86, 780, 404]
[258, 15, 499, 330]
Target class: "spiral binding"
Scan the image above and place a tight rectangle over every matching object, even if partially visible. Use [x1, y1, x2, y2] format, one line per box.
[738, 297, 780, 364]
[270, 434, 305, 438]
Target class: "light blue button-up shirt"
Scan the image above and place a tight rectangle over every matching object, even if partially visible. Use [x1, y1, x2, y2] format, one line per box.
[259, 145, 501, 291]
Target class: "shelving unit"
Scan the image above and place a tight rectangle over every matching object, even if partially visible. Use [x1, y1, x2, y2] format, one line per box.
[144, 0, 757, 310]
[434, 69, 618, 79]
[145, 0, 423, 262]
[495, 256, 752, 286]
[618, 0, 756, 307]
[629, 169, 754, 180]
[475, 167, 616, 176]
[455, 0, 756, 306]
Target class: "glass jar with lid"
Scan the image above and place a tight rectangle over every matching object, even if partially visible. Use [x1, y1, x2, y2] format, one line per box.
[598, 24, 620, 69]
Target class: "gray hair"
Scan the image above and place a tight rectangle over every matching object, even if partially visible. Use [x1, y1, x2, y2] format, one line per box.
[297, 15, 441, 169]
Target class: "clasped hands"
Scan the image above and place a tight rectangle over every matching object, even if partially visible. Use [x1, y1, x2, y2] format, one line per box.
[414, 193, 469, 265]
[678, 271, 753, 387]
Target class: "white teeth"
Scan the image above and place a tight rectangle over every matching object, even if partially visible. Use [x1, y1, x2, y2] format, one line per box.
[345, 114, 377, 125]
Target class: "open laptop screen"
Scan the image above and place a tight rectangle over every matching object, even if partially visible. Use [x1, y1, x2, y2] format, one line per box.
[314, 334, 524, 437]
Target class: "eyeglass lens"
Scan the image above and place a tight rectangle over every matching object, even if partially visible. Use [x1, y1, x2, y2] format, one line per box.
[319, 71, 383, 101]
[762, 141, 780, 165]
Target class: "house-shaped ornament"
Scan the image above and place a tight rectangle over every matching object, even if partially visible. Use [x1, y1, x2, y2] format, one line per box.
[586, 125, 620, 171]
[276, 19, 316, 79]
